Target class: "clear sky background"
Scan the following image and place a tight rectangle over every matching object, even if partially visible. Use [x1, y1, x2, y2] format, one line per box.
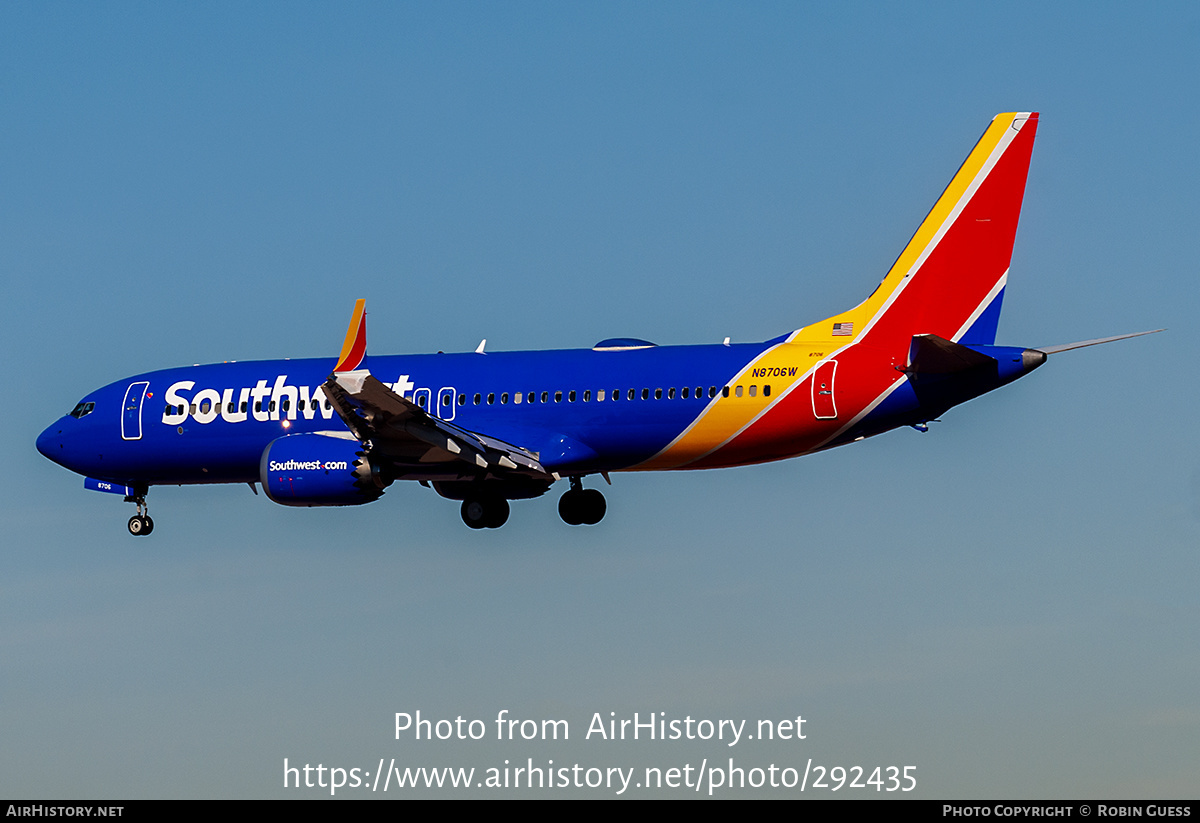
[2, 2, 1197, 798]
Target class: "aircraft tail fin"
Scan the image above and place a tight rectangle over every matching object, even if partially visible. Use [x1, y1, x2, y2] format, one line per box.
[791, 112, 1039, 350]
[333, 299, 368, 373]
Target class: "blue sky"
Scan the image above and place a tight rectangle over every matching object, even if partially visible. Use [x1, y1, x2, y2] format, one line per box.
[3, 2, 1197, 798]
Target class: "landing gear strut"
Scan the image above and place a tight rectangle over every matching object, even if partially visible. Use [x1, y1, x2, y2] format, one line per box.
[125, 492, 153, 536]
[461, 496, 510, 529]
[558, 477, 605, 526]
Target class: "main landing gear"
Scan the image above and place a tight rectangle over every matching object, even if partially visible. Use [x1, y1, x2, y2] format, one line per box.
[456, 477, 607, 529]
[125, 492, 153, 536]
[558, 477, 605, 526]
[461, 496, 510, 529]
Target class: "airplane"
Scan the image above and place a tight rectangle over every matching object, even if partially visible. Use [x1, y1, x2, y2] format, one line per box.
[36, 112, 1159, 534]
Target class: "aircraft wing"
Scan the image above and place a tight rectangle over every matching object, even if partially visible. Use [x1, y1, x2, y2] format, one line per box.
[321, 369, 551, 478]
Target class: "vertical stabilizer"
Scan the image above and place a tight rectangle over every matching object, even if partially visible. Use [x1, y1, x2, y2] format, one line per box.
[794, 112, 1039, 348]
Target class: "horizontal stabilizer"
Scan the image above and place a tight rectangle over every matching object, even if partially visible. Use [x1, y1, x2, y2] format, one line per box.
[1035, 329, 1163, 354]
[907, 334, 995, 374]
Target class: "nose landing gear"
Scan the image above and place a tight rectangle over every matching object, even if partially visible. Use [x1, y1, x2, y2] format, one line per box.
[558, 477, 605, 526]
[124, 492, 153, 536]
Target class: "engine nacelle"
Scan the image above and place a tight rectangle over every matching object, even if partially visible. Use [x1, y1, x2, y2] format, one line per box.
[260, 433, 389, 507]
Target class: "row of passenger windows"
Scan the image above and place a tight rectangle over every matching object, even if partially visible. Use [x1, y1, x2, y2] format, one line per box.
[168, 384, 774, 417]
[445, 384, 772, 408]
[166, 398, 333, 416]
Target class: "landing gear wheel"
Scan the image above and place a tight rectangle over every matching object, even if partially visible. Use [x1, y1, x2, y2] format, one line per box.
[580, 489, 606, 525]
[559, 490, 584, 525]
[126, 491, 152, 536]
[559, 485, 606, 526]
[485, 498, 510, 529]
[461, 497, 510, 529]
[461, 498, 488, 529]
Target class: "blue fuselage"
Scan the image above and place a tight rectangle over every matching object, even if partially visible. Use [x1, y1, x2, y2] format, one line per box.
[38, 343, 779, 486]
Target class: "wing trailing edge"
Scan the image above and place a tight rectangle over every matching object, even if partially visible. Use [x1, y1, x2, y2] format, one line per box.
[321, 370, 551, 480]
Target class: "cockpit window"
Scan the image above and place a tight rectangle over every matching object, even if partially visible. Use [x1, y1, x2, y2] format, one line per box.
[69, 401, 95, 419]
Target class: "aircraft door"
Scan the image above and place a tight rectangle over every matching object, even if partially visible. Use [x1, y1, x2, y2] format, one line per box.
[437, 387, 457, 421]
[812, 360, 838, 419]
[121, 381, 150, 440]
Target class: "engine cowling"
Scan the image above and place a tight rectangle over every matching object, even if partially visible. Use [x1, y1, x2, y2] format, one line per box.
[259, 433, 389, 507]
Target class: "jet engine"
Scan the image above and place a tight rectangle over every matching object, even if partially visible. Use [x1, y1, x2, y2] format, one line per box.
[259, 433, 390, 507]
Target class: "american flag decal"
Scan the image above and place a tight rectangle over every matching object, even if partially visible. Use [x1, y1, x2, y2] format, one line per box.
[832, 322, 854, 336]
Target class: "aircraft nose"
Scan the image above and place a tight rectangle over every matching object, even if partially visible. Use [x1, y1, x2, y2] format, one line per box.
[36, 420, 67, 465]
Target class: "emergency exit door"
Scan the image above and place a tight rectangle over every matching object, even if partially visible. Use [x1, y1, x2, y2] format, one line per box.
[811, 360, 838, 419]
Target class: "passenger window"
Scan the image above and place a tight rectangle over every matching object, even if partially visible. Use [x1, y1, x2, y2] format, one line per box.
[555, 391, 563, 403]
[764, 385, 771, 397]
[668, 387, 675, 399]
[627, 389, 635, 400]
[749, 385, 757, 397]
[241, 402, 248, 413]
[487, 393, 495, 405]
[569, 390, 576, 402]
[734, 386, 743, 397]
[681, 387, 689, 399]
[641, 388, 649, 400]
[583, 390, 590, 402]
[500, 392, 508, 404]
[654, 388, 662, 400]
[473, 393, 481, 405]
[458, 393, 466, 405]
[542, 391, 549, 403]
[597, 389, 606, 401]
[514, 392, 522, 405]
[721, 386, 729, 398]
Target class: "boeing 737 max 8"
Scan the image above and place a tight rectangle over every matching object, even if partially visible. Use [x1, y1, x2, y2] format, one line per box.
[36, 112, 1158, 533]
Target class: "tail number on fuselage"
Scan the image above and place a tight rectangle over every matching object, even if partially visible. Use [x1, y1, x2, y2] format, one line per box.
[751, 366, 800, 378]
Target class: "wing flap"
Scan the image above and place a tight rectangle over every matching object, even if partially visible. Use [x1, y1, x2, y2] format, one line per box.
[321, 370, 551, 479]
